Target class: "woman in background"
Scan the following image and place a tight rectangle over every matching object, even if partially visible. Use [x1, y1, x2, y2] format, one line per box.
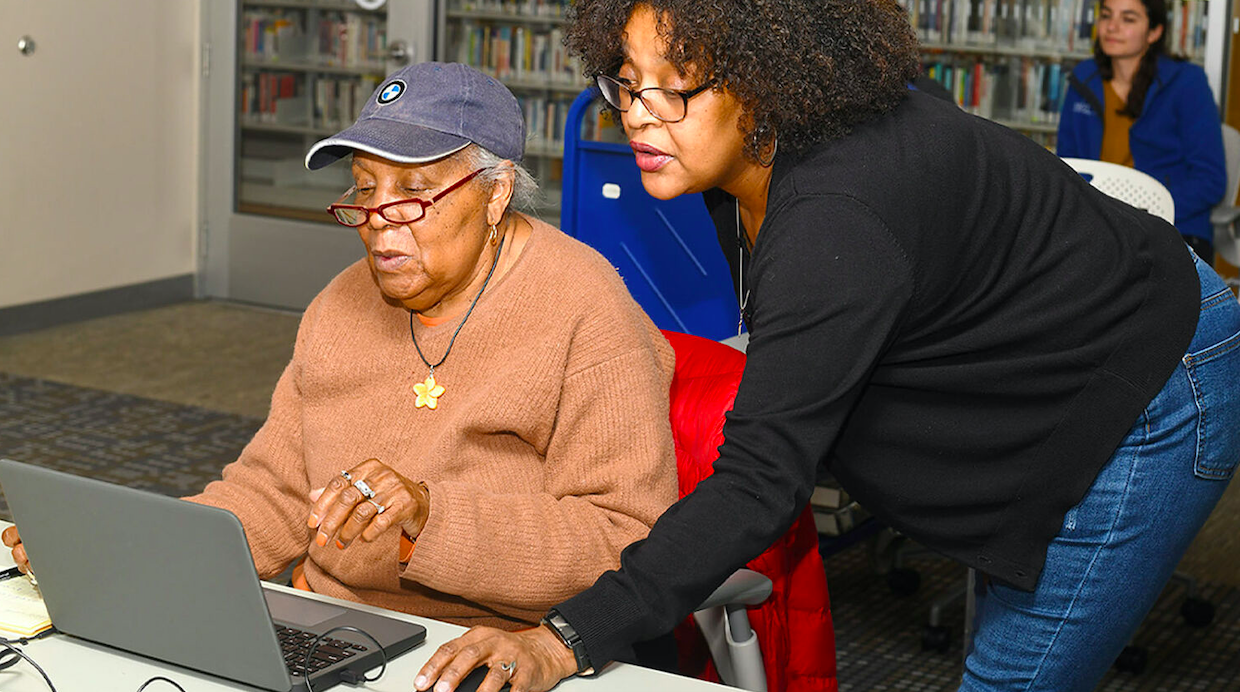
[1058, 0, 1226, 262]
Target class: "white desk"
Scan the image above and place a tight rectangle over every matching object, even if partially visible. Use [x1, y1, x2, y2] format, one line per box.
[0, 522, 726, 692]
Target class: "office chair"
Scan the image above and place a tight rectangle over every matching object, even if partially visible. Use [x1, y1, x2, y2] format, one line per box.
[664, 330, 838, 692]
[1211, 123, 1240, 290]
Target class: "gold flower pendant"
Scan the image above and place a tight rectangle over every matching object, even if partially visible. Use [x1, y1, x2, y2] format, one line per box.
[413, 373, 445, 409]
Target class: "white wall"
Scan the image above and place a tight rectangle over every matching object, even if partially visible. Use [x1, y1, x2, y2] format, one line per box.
[0, 1, 200, 309]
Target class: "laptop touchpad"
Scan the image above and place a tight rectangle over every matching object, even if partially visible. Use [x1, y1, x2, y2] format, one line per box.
[265, 590, 349, 628]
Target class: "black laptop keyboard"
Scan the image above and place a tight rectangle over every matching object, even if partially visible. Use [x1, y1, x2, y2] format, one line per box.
[276, 625, 370, 678]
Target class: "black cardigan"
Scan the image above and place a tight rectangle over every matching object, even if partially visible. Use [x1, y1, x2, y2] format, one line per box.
[558, 90, 1199, 667]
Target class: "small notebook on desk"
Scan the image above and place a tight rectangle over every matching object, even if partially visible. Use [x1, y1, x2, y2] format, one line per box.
[0, 575, 52, 637]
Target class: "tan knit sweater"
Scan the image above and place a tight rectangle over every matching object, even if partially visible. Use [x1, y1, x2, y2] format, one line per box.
[189, 218, 677, 629]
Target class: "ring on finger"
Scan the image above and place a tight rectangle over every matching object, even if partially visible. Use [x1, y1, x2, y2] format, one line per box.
[499, 660, 516, 674]
[367, 499, 386, 515]
[339, 470, 353, 482]
[353, 479, 376, 499]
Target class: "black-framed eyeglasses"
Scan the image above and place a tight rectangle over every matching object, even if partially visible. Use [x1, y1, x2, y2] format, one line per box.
[595, 74, 715, 123]
[327, 167, 485, 227]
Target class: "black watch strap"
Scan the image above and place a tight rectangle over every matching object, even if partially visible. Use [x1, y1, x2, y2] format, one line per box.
[541, 609, 594, 676]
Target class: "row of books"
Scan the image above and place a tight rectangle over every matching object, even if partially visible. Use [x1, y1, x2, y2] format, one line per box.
[242, 10, 305, 61]
[517, 95, 575, 150]
[314, 76, 381, 131]
[241, 9, 388, 68]
[450, 0, 569, 17]
[901, 0, 1095, 51]
[316, 11, 388, 67]
[1165, 0, 1209, 61]
[901, 0, 1208, 60]
[452, 21, 580, 84]
[239, 71, 306, 125]
[239, 71, 380, 131]
[923, 56, 1070, 125]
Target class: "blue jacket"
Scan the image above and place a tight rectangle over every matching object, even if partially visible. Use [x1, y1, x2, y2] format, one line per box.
[1057, 56, 1226, 241]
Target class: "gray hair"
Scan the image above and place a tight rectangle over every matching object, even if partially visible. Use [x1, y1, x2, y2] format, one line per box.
[458, 144, 540, 214]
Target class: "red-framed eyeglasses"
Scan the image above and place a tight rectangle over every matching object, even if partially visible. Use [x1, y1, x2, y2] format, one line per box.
[327, 167, 485, 227]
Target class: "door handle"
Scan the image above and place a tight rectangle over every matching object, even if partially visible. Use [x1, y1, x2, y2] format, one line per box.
[387, 40, 412, 66]
[17, 36, 35, 56]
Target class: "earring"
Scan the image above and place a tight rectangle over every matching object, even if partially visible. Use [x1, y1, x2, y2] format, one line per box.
[488, 223, 499, 245]
[753, 124, 778, 167]
[757, 136, 778, 167]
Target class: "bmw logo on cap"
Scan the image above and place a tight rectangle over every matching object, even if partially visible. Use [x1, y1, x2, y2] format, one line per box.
[377, 79, 406, 105]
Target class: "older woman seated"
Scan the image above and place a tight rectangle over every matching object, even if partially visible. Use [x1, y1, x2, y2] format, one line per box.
[4, 62, 678, 631]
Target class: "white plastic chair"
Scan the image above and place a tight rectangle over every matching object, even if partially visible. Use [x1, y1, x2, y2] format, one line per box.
[1210, 124, 1240, 271]
[1061, 157, 1176, 224]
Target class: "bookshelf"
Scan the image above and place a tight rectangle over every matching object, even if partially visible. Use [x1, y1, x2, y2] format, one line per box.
[236, 0, 403, 221]
[437, 0, 590, 222]
[901, 0, 1213, 148]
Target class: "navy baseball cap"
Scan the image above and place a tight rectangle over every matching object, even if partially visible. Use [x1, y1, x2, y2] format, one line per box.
[305, 62, 525, 170]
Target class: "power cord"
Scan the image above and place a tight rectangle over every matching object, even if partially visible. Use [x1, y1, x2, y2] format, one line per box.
[303, 625, 387, 692]
[0, 627, 60, 691]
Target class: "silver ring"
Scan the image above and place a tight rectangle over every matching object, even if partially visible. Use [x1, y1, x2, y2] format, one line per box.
[339, 470, 353, 482]
[499, 661, 515, 674]
[353, 479, 376, 499]
[367, 499, 386, 515]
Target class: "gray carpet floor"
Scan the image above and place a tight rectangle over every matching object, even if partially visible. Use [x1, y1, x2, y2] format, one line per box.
[0, 300, 1237, 690]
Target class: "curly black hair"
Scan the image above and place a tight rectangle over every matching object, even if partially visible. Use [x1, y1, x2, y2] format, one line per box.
[564, 0, 921, 162]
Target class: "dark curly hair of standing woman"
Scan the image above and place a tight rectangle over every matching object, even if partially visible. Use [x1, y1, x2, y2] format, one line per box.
[564, 0, 922, 162]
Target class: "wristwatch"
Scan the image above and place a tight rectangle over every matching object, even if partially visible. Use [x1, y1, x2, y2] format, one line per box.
[540, 609, 594, 676]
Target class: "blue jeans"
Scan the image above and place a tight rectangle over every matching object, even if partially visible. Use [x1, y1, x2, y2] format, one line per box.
[961, 251, 1240, 691]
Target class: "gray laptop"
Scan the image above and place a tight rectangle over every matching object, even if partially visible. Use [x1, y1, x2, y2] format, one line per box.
[0, 459, 426, 691]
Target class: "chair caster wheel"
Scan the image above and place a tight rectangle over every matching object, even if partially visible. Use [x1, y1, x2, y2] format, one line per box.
[1181, 597, 1215, 627]
[920, 625, 951, 653]
[886, 567, 921, 596]
[1114, 645, 1148, 674]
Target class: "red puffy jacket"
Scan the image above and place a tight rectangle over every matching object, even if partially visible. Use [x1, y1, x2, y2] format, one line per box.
[664, 331, 838, 692]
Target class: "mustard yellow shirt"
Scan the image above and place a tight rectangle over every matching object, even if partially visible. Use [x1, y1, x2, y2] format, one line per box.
[1100, 81, 1136, 167]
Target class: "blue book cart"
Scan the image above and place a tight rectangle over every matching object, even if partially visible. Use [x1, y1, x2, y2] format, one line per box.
[560, 88, 741, 342]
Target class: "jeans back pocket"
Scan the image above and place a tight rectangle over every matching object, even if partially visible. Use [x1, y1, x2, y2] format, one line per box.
[1184, 291, 1240, 481]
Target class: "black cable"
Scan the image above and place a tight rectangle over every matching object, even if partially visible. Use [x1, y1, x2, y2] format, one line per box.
[0, 640, 56, 691]
[302, 625, 387, 692]
[0, 627, 58, 679]
[409, 230, 507, 372]
[0, 627, 58, 647]
[136, 676, 187, 692]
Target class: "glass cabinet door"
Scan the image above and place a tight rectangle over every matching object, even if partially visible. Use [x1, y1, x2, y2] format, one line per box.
[201, 0, 431, 309]
[236, 0, 416, 222]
